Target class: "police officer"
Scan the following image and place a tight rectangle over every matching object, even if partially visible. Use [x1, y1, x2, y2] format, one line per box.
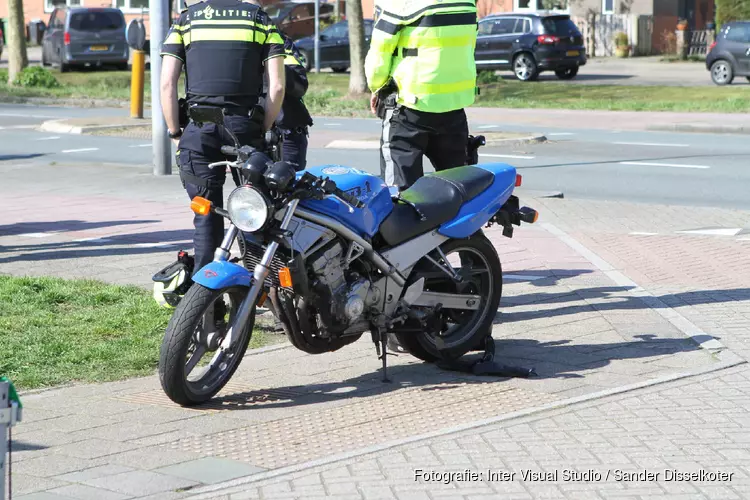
[159, 0, 286, 277]
[277, 33, 313, 171]
[365, 0, 478, 192]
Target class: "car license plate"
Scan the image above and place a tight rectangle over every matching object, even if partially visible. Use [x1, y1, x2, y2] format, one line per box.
[566, 50, 580, 56]
[90, 45, 108, 51]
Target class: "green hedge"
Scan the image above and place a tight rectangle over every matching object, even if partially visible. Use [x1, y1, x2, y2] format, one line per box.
[716, 0, 750, 28]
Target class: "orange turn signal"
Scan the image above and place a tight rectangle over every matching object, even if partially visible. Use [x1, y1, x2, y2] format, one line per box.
[532, 211, 539, 223]
[279, 267, 293, 288]
[190, 197, 212, 216]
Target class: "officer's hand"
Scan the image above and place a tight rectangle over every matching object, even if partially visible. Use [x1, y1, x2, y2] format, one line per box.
[172, 138, 180, 148]
[370, 93, 379, 115]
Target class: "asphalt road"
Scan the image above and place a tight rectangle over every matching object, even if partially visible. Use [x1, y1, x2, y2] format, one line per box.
[2, 103, 749, 210]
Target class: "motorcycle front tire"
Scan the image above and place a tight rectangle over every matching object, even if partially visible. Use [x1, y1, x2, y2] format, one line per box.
[159, 284, 254, 406]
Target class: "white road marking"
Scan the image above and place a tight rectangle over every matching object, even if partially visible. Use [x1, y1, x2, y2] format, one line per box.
[73, 237, 114, 243]
[129, 143, 151, 148]
[504, 274, 547, 281]
[0, 125, 37, 130]
[614, 141, 689, 147]
[677, 228, 742, 237]
[132, 242, 176, 248]
[34, 136, 61, 141]
[323, 123, 341, 126]
[619, 161, 710, 169]
[548, 132, 575, 136]
[61, 148, 99, 153]
[18, 232, 55, 238]
[477, 125, 499, 130]
[480, 153, 535, 160]
[630, 232, 659, 236]
[0, 112, 58, 118]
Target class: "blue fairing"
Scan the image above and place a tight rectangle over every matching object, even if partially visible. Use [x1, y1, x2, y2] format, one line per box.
[438, 163, 517, 239]
[299, 165, 394, 237]
[192, 260, 253, 290]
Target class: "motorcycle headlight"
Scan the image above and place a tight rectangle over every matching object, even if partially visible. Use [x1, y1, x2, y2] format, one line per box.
[227, 186, 272, 233]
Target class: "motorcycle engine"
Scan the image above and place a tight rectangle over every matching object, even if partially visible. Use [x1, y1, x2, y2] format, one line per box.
[308, 240, 374, 337]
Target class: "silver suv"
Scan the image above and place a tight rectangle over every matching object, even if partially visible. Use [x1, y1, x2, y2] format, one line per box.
[41, 7, 129, 72]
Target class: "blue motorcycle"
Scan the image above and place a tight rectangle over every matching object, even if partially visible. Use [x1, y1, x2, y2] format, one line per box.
[157, 106, 538, 406]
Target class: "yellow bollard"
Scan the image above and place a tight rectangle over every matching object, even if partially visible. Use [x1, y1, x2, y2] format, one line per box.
[130, 50, 146, 119]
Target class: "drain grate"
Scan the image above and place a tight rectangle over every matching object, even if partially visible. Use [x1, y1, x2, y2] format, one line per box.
[159, 383, 558, 469]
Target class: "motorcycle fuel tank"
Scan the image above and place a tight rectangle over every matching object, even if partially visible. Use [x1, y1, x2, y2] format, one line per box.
[299, 165, 394, 237]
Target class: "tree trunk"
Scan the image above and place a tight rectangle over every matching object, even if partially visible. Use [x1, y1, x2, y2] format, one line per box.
[346, 0, 367, 95]
[7, 0, 29, 85]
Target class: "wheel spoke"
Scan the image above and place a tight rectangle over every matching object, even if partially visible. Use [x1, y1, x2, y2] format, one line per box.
[185, 344, 208, 376]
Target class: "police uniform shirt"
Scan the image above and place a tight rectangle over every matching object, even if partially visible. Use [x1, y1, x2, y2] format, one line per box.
[161, 0, 285, 109]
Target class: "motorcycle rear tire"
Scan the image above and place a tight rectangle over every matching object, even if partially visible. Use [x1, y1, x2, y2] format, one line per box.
[159, 284, 254, 406]
[394, 232, 502, 362]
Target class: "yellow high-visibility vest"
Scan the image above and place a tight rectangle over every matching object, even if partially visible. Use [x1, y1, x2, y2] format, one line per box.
[365, 0, 478, 114]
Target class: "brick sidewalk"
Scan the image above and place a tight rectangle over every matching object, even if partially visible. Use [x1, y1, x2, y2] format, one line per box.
[2, 162, 749, 500]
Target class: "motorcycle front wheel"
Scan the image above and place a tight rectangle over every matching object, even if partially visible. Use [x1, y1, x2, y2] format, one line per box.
[158, 284, 254, 406]
[393, 232, 502, 362]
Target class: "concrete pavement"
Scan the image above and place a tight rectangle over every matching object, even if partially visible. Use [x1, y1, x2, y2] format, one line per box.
[3, 158, 750, 499]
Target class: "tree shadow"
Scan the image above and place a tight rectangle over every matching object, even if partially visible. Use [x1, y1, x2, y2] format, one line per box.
[0, 153, 47, 162]
[0, 219, 160, 236]
[0, 229, 193, 264]
[197, 333, 700, 412]
[502, 268, 594, 288]
[495, 286, 750, 324]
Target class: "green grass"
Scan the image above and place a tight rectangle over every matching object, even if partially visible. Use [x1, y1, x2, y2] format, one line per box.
[0, 275, 272, 391]
[2, 68, 747, 113]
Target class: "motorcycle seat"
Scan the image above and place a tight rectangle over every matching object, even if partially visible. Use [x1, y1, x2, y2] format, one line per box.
[379, 166, 495, 247]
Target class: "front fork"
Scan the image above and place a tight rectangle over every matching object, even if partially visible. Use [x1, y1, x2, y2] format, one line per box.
[218, 199, 300, 352]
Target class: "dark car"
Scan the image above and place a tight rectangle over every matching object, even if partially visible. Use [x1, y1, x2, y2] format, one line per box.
[266, 1, 336, 40]
[475, 13, 586, 81]
[41, 7, 128, 72]
[706, 21, 750, 85]
[295, 19, 373, 72]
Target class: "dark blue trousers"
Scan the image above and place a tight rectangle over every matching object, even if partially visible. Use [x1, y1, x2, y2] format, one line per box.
[177, 114, 264, 276]
[280, 127, 309, 171]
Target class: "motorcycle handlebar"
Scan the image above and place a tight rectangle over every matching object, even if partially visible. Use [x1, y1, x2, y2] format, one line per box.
[221, 145, 238, 156]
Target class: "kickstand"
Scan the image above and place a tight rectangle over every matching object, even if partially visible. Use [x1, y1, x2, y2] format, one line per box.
[436, 336, 537, 378]
[373, 329, 392, 383]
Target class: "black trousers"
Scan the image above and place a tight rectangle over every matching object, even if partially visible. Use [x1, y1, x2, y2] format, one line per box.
[379, 106, 469, 191]
[177, 114, 264, 276]
[280, 127, 309, 171]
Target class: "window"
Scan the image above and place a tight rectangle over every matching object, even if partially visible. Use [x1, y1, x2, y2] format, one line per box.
[541, 17, 579, 35]
[69, 11, 125, 31]
[602, 0, 614, 14]
[487, 18, 517, 35]
[514, 0, 569, 13]
[44, 0, 80, 14]
[725, 24, 750, 43]
[322, 21, 347, 38]
[48, 9, 64, 29]
[114, 0, 149, 13]
[478, 19, 493, 35]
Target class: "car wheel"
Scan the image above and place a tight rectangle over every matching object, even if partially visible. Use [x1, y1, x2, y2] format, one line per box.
[60, 63, 70, 73]
[746, 76, 750, 83]
[513, 53, 539, 82]
[331, 66, 348, 73]
[554, 67, 578, 80]
[710, 60, 733, 85]
[42, 50, 49, 67]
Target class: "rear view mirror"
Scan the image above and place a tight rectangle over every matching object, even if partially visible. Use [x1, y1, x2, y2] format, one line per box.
[188, 106, 224, 126]
[319, 34, 328, 41]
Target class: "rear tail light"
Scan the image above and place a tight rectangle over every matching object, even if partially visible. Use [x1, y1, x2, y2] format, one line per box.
[537, 35, 559, 45]
[515, 174, 522, 187]
[64, 32, 71, 45]
[709, 41, 716, 52]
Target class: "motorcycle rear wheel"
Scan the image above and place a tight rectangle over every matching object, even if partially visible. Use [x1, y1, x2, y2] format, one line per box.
[159, 284, 254, 406]
[394, 232, 502, 362]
